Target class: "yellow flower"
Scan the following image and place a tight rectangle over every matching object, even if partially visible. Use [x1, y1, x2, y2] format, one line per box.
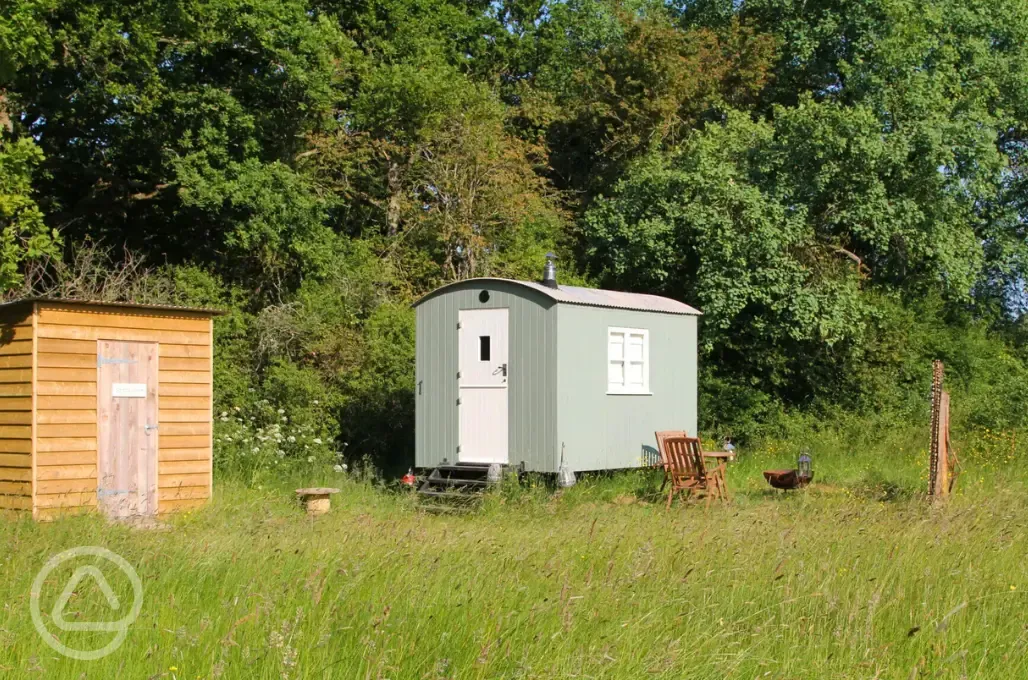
[1011, 585, 1017, 591]
[169, 667, 178, 673]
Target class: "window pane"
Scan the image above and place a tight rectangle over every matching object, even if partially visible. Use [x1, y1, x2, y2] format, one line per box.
[479, 336, 490, 361]
[626, 361, 644, 386]
[608, 333, 624, 360]
[626, 335, 644, 361]
[608, 361, 624, 385]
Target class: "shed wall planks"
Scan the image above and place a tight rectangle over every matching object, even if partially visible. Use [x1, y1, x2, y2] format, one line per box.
[0, 301, 217, 518]
[0, 307, 33, 511]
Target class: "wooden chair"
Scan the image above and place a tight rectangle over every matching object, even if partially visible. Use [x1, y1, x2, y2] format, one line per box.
[654, 434, 730, 509]
[654, 430, 688, 493]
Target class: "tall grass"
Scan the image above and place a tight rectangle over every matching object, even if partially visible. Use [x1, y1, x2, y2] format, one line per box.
[2, 426, 1027, 679]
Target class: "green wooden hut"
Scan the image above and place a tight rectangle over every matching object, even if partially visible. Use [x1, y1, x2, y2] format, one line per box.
[414, 259, 701, 474]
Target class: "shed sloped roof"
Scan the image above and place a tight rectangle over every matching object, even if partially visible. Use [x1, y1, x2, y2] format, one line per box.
[0, 297, 226, 316]
[415, 278, 702, 316]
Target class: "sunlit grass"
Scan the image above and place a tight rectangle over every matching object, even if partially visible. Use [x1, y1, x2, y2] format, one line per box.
[2, 428, 1027, 678]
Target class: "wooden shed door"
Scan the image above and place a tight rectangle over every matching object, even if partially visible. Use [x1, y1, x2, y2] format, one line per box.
[97, 341, 159, 517]
[458, 309, 508, 464]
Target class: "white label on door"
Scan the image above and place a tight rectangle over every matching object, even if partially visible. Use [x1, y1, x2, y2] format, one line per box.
[112, 382, 147, 398]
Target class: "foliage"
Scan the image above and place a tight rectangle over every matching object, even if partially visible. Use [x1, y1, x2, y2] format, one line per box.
[6, 0, 1028, 474]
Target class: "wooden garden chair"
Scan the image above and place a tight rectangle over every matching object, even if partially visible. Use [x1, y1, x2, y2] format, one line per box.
[655, 434, 730, 509]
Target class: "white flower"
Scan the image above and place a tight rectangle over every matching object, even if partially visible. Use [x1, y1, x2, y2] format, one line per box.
[277, 408, 285, 415]
[287, 436, 296, 443]
[313, 438, 323, 445]
[307, 456, 315, 463]
[313, 400, 319, 405]
[333, 464, 343, 472]
[281, 417, 288, 423]
[220, 411, 228, 417]
[342, 463, 348, 471]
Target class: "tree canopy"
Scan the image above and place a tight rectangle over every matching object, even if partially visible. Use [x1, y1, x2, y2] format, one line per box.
[4, 0, 1028, 466]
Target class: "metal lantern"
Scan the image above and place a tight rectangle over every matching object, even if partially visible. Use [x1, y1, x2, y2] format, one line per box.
[798, 450, 813, 480]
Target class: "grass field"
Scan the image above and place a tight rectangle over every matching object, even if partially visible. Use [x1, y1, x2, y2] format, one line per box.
[2, 426, 1027, 679]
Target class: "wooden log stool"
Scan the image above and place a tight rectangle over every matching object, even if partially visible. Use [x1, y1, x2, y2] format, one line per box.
[295, 488, 340, 517]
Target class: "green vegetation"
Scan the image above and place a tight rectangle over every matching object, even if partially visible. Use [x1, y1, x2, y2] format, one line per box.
[3, 0, 1028, 473]
[3, 425, 1028, 678]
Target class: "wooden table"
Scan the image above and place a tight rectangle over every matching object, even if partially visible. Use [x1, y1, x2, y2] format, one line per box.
[703, 450, 735, 463]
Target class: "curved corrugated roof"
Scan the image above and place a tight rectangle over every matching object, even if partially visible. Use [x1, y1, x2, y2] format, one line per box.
[414, 278, 701, 316]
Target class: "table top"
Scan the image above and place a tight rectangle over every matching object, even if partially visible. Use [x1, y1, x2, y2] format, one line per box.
[703, 450, 735, 461]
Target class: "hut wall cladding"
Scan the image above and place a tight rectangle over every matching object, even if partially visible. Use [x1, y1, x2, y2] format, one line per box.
[0, 304, 34, 511]
[30, 302, 213, 519]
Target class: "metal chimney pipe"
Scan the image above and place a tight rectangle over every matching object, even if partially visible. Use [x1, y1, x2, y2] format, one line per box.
[542, 252, 558, 288]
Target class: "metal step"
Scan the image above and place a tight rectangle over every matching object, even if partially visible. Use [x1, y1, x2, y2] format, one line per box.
[418, 489, 482, 501]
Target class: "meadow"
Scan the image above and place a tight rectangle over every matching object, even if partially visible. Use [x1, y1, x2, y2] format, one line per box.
[2, 424, 1027, 680]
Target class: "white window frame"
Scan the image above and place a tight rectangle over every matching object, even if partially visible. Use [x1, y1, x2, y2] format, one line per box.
[607, 327, 650, 395]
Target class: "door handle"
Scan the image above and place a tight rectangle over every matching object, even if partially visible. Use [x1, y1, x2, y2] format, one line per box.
[145, 423, 158, 435]
[500, 363, 507, 377]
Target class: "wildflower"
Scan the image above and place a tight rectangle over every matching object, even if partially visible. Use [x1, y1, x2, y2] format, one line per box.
[333, 464, 343, 472]
[287, 436, 296, 443]
[313, 400, 319, 405]
[313, 438, 323, 445]
[169, 667, 178, 672]
[342, 463, 348, 471]
[1012, 585, 1017, 591]
[307, 456, 315, 463]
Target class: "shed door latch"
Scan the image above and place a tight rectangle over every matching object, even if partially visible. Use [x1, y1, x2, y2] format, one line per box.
[145, 423, 158, 434]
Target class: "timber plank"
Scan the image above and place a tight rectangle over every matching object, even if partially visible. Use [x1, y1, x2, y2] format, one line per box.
[159, 344, 211, 358]
[158, 383, 209, 397]
[159, 422, 209, 436]
[160, 396, 210, 410]
[0, 411, 31, 425]
[0, 397, 31, 411]
[158, 473, 209, 488]
[37, 367, 96, 382]
[0, 384, 31, 397]
[38, 423, 97, 438]
[37, 437, 97, 453]
[0, 467, 32, 482]
[37, 352, 96, 368]
[37, 338, 96, 355]
[37, 324, 208, 345]
[159, 486, 209, 501]
[158, 370, 210, 384]
[0, 355, 31, 369]
[37, 451, 95, 467]
[37, 479, 96, 494]
[0, 340, 32, 357]
[0, 440, 31, 453]
[0, 495, 32, 511]
[38, 309, 212, 333]
[160, 435, 210, 448]
[0, 453, 30, 467]
[159, 409, 210, 423]
[0, 425, 31, 439]
[0, 327, 32, 342]
[37, 410, 97, 424]
[35, 492, 98, 509]
[36, 465, 97, 481]
[159, 448, 211, 462]
[0, 368, 31, 383]
[159, 357, 208, 371]
[159, 460, 209, 475]
[37, 381, 96, 396]
[0, 480, 30, 495]
[38, 396, 94, 410]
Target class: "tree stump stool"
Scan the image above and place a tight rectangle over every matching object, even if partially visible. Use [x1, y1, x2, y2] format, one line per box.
[295, 488, 340, 517]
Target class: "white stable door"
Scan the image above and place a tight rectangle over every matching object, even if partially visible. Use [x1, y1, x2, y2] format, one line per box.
[458, 308, 509, 464]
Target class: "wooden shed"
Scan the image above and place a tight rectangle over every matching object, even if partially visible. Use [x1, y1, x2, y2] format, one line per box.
[414, 260, 702, 474]
[0, 298, 222, 520]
